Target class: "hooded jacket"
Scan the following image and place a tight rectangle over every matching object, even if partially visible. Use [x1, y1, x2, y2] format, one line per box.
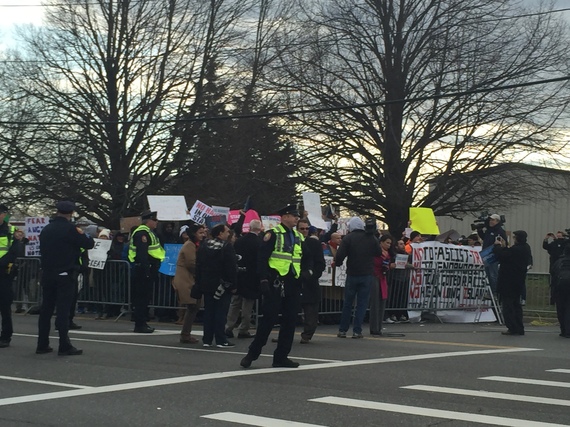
[195, 238, 237, 294]
[335, 217, 381, 276]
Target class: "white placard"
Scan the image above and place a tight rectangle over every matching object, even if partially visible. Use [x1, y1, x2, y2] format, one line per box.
[395, 254, 408, 269]
[24, 216, 49, 256]
[188, 200, 215, 225]
[261, 215, 281, 231]
[147, 195, 190, 221]
[302, 191, 328, 229]
[88, 239, 112, 270]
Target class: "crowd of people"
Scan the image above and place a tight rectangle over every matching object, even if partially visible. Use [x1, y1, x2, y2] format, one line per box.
[0, 202, 568, 364]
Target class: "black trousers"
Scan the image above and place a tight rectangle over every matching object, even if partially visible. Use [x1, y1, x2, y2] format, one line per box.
[0, 274, 13, 342]
[501, 294, 524, 334]
[131, 265, 154, 328]
[37, 272, 75, 351]
[301, 302, 319, 340]
[248, 275, 300, 362]
[554, 288, 570, 336]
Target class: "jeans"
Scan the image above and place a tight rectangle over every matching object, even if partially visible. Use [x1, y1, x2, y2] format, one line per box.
[202, 291, 231, 345]
[485, 263, 499, 293]
[339, 275, 373, 334]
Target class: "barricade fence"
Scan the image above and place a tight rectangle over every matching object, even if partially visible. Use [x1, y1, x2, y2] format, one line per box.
[10, 259, 557, 323]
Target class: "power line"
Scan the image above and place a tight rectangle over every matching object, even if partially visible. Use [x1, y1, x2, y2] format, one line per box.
[0, 75, 568, 127]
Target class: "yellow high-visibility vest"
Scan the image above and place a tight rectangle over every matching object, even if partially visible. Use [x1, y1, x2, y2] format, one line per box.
[268, 224, 303, 278]
[128, 224, 165, 262]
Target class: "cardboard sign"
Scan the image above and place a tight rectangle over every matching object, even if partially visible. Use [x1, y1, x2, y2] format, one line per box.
[409, 207, 440, 235]
[159, 244, 183, 276]
[302, 191, 328, 229]
[188, 200, 215, 225]
[147, 195, 190, 221]
[24, 217, 49, 256]
[120, 216, 141, 234]
[88, 239, 113, 270]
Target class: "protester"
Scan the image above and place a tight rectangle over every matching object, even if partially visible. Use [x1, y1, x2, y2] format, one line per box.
[195, 223, 237, 348]
[551, 245, 570, 338]
[335, 216, 381, 339]
[225, 219, 262, 339]
[370, 234, 394, 336]
[493, 230, 532, 336]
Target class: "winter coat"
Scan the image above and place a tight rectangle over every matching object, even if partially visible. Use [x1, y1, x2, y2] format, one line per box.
[234, 232, 261, 300]
[172, 240, 200, 305]
[493, 242, 532, 298]
[195, 238, 237, 294]
[301, 236, 326, 304]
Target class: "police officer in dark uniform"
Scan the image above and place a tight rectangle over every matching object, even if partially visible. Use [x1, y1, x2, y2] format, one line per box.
[240, 204, 303, 369]
[0, 204, 17, 348]
[36, 201, 94, 356]
[128, 210, 165, 333]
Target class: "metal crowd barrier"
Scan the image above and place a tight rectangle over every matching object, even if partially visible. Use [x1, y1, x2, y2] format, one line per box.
[12, 257, 42, 313]
[77, 260, 131, 320]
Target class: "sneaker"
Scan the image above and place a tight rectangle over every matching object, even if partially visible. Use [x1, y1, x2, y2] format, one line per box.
[352, 333, 363, 339]
[203, 343, 213, 347]
[384, 318, 395, 324]
[390, 315, 399, 323]
[399, 316, 409, 323]
[337, 331, 347, 338]
[216, 341, 235, 348]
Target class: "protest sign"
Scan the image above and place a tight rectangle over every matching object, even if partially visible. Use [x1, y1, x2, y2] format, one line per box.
[147, 195, 190, 221]
[88, 239, 112, 270]
[120, 216, 141, 234]
[302, 191, 328, 229]
[409, 207, 440, 235]
[188, 200, 215, 225]
[159, 244, 183, 276]
[408, 241, 495, 322]
[24, 217, 49, 256]
[395, 254, 408, 269]
[228, 209, 260, 233]
[261, 215, 281, 231]
[318, 256, 334, 287]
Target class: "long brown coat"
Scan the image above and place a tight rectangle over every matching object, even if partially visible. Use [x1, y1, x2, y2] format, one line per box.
[172, 240, 200, 305]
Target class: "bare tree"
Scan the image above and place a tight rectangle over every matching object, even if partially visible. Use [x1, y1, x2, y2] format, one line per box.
[0, 0, 252, 227]
[269, 0, 570, 235]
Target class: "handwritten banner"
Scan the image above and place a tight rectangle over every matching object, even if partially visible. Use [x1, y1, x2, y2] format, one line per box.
[24, 217, 49, 256]
[88, 239, 112, 270]
[188, 200, 215, 225]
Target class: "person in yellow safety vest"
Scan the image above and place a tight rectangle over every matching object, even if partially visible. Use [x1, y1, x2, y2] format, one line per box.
[0, 204, 17, 348]
[240, 204, 304, 369]
[128, 210, 165, 333]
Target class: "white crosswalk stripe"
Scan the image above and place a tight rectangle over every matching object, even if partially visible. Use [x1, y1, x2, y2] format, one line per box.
[309, 396, 569, 427]
[546, 369, 570, 374]
[201, 412, 328, 426]
[401, 384, 570, 407]
[480, 376, 570, 388]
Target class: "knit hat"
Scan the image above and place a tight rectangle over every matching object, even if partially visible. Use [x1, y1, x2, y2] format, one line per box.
[347, 217, 365, 232]
[98, 228, 111, 239]
[179, 225, 189, 237]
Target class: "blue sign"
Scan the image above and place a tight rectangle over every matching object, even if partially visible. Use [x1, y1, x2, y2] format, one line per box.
[159, 244, 183, 276]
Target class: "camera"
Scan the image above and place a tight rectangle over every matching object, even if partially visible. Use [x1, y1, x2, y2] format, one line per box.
[470, 211, 506, 231]
[495, 236, 501, 242]
[214, 281, 232, 300]
[364, 217, 377, 234]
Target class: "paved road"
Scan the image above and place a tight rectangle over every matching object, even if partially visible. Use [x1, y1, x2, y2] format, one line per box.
[1, 314, 569, 426]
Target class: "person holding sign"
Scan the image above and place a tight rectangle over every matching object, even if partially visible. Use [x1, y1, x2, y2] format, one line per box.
[240, 204, 303, 369]
[128, 211, 165, 334]
[36, 201, 94, 356]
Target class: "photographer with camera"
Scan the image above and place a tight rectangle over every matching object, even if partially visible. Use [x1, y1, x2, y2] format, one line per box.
[476, 214, 507, 293]
[543, 231, 567, 275]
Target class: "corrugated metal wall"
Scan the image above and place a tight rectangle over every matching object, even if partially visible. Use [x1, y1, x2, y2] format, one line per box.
[436, 195, 570, 273]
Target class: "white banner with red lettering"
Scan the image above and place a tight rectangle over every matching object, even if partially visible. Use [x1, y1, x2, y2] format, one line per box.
[407, 241, 497, 323]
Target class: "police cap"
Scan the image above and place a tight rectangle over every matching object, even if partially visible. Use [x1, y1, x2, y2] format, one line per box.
[141, 210, 158, 221]
[56, 200, 76, 214]
[276, 204, 300, 217]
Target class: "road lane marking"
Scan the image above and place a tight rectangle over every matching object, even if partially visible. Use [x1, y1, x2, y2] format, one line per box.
[309, 396, 569, 427]
[202, 412, 327, 426]
[402, 385, 570, 407]
[480, 376, 570, 388]
[0, 376, 90, 389]
[0, 347, 539, 407]
[547, 369, 570, 374]
[13, 333, 339, 363]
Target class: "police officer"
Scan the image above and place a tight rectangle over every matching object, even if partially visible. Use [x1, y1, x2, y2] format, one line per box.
[128, 210, 165, 333]
[240, 204, 303, 369]
[36, 201, 94, 356]
[0, 204, 17, 348]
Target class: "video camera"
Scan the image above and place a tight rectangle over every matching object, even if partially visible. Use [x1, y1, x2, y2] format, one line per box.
[470, 211, 505, 231]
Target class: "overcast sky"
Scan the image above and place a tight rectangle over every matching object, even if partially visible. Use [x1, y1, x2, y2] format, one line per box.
[0, 0, 569, 49]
